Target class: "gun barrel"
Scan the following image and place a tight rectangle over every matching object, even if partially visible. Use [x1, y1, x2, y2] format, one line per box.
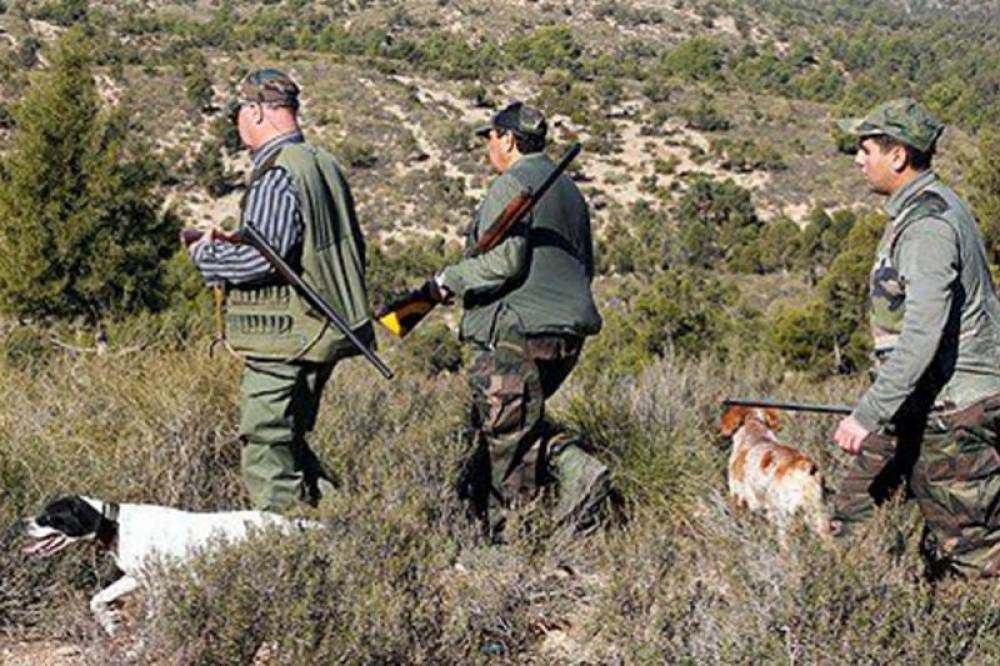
[721, 398, 853, 415]
[240, 226, 394, 380]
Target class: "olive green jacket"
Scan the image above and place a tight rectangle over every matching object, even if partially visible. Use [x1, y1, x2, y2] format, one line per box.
[439, 152, 602, 345]
[226, 142, 374, 362]
[854, 171, 1000, 431]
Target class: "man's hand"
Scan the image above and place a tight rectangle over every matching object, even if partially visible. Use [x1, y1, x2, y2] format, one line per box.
[184, 228, 215, 259]
[426, 275, 452, 304]
[833, 414, 870, 456]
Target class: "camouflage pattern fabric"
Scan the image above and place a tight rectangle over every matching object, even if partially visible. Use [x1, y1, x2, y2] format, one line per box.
[834, 396, 1000, 578]
[868, 222, 908, 355]
[475, 101, 548, 140]
[460, 334, 610, 536]
[227, 68, 300, 121]
[838, 97, 944, 152]
[868, 190, 952, 358]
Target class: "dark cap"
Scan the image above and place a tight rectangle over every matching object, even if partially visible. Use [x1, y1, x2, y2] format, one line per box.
[475, 102, 547, 141]
[838, 97, 943, 153]
[227, 68, 300, 121]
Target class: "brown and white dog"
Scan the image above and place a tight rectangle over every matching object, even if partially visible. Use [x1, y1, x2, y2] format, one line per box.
[720, 406, 831, 542]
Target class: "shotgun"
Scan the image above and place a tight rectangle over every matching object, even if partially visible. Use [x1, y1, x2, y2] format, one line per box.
[182, 225, 394, 380]
[721, 398, 854, 415]
[375, 142, 582, 338]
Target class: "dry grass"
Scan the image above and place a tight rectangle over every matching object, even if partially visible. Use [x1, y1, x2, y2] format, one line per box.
[3, 334, 1000, 664]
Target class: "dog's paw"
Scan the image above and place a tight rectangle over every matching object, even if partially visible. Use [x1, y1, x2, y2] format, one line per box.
[93, 607, 123, 637]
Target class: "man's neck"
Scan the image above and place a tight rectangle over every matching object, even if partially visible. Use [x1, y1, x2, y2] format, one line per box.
[250, 128, 302, 160]
[885, 168, 923, 198]
[495, 147, 525, 174]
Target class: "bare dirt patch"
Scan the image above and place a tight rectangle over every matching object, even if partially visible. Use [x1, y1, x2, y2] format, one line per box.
[1, 641, 87, 666]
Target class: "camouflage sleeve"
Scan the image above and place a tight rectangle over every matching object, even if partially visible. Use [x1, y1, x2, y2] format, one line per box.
[438, 173, 529, 297]
[853, 217, 960, 431]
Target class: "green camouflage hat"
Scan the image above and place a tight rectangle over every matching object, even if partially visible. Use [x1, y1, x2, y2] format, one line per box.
[475, 102, 547, 141]
[838, 97, 943, 152]
[227, 69, 300, 121]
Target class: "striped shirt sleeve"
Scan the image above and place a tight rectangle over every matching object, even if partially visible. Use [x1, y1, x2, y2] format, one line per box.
[193, 168, 302, 285]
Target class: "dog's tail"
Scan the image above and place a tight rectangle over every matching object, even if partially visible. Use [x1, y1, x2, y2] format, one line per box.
[791, 459, 834, 542]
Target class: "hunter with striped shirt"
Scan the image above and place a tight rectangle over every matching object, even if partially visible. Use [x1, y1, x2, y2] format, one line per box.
[188, 69, 373, 513]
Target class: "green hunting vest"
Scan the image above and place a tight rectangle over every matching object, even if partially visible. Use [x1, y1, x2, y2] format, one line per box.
[226, 143, 374, 363]
[460, 153, 602, 344]
[867, 172, 1000, 409]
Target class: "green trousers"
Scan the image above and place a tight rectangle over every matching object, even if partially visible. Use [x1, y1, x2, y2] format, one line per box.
[238, 358, 339, 513]
[833, 396, 1000, 577]
[460, 334, 611, 536]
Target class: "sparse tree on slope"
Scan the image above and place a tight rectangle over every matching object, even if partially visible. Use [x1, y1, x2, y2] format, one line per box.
[0, 28, 178, 325]
[969, 128, 1000, 275]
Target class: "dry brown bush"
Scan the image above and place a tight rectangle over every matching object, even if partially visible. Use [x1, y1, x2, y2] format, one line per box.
[3, 338, 1000, 663]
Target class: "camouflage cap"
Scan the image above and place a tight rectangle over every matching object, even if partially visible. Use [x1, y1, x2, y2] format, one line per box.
[475, 102, 547, 141]
[837, 97, 943, 153]
[227, 68, 300, 121]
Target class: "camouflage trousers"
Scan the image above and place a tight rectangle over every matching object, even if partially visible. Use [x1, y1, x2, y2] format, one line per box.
[238, 358, 339, 513]
[459, 334, 611, 536]
[833, 395, 1000, 577]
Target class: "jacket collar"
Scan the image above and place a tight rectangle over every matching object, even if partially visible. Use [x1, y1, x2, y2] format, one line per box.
[886, 170, 938, 220]
[252, 130, 304, 169]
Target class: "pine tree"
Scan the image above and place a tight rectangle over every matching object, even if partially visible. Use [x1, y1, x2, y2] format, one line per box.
[0, 28, 178, 324]
[183, 52, 214, 113]
[969, 129, 1000, 272]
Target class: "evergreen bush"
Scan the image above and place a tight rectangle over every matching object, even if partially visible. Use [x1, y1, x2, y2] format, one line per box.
[0, 28, 178, 325]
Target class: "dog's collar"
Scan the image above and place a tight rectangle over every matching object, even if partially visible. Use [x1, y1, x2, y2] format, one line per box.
[95, 502, 119, 551]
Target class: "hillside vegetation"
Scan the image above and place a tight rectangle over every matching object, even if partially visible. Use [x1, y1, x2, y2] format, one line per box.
[2, 0, 1000, 663]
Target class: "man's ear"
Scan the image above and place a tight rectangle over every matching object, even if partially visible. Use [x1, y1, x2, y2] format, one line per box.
[501, 131, 516, 152]
[891, 143, 909, 173]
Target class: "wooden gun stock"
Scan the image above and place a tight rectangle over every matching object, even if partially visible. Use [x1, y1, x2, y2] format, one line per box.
[472, 194, 534, 256]
[377, 142, 581, 338]
[375, 288, 437, 338]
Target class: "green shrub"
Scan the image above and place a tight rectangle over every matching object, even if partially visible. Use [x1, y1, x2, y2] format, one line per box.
[334, 137, 378, 169]
[710, 137, 787, 172]
[661, 37, 726, 83]
[969, 128, 1000, 274]
[676, 176, 761, 269]
[367, 236, 460, 304]
[0, 28, 178, 324]
[505, 25, 582, 74]
[682, 96, 731, 131]
[768, 299, 836, 374]
[182, 52, 214, 113]
[770, 211, 884, 375]
[33, 0, 88, 27]
[409, 31, 500, 80]
[190, 139, 235, 197]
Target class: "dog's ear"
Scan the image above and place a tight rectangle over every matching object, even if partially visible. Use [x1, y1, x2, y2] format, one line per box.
[720, 406, 747, 436]
[764, 408, 781, 431]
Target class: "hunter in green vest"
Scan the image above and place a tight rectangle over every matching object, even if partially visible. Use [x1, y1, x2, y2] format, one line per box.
[188, 69, 373, 512]
[833, 98, 1000, 577]
[436, 102, 612, 538]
